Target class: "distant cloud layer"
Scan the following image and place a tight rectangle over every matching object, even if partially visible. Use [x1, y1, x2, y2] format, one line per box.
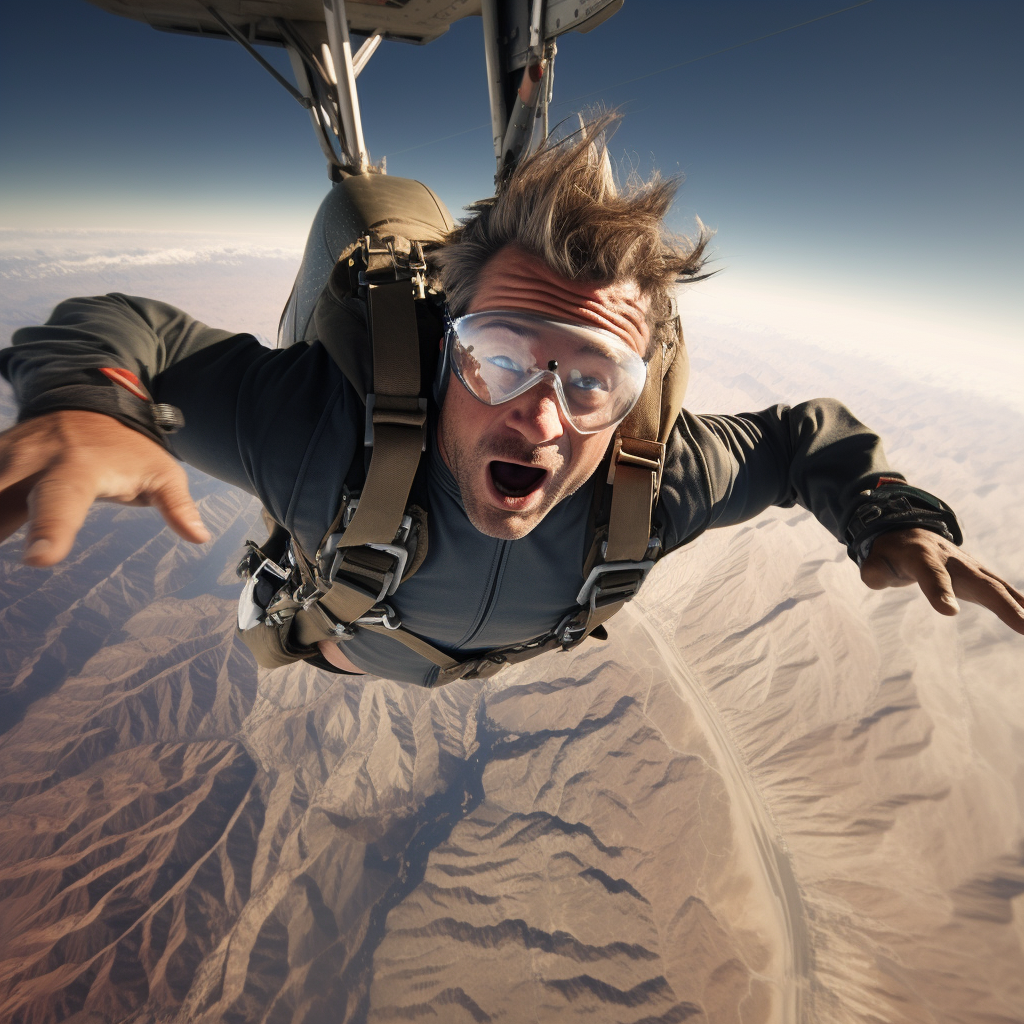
[0, 231, 302, 282]
[0, 230, 303, 346]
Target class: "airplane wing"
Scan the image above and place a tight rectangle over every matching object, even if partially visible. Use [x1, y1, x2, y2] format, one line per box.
[86, 0, 481, 48]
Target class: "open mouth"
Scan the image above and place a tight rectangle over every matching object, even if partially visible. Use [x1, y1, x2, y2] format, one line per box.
[489, 461, 547, 498]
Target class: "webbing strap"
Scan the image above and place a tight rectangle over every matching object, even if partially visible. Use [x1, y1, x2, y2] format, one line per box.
[603, 342, 665, 565]
[339, 280, 425, 549]
[366, 276, 421, 398]
[359, 621, 460, 670]
[298, 276, 427, 635]
[359, 621, 561, 680]
[605, 455, 658, 562]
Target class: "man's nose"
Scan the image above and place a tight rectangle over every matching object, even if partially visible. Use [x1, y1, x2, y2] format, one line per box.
[506, 381, 565, 443]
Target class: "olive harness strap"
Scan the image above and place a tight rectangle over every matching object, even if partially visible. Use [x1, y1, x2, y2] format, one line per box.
[318, 279, 426, 618]
[288, 268, 429, 647]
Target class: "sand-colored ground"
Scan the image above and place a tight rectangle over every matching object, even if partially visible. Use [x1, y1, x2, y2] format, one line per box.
[1, 248, 1021, 1022]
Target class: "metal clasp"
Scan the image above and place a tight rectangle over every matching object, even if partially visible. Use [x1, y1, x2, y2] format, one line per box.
[555, 613, 588, 648]
[337, 504, 412, 542]
[237, 557, 291, 631]
[320, 513, 414, 602]
[293, 579, 325, 610]
[553, 558, 657, 649]
[327, 544, 409, 603]
[576, 559, 656, 612]
[353, 603, 401, 630]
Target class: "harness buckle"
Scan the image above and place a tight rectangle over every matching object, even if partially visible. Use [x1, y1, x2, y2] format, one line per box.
[293, 579, 325, 610]
[606, 436, 665, 485]
[576, 559, 656, 612]
[317, 511, 416, 605]
[353, 603, 402, 630]
[554, 559, 657, 649]
[555, 613, 589, 648]
[364, 394, 428, 448]
[356, 236, 427, 297]
[329, 543, 409, 603]
[236, 545, 263, 580]
[237, 557, 291, 631]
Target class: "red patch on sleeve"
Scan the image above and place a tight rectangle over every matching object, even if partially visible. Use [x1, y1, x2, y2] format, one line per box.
[99, 367, 151, 402]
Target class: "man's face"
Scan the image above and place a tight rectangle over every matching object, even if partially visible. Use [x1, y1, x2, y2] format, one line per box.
[438, 246, 650, 540]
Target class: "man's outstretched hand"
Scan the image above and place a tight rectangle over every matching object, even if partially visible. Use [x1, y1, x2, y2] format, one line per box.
[0, 410, 210, 567]
[862, 527, 1024, 634]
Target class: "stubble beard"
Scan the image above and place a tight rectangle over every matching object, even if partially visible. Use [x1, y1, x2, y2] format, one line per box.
[439, 417, 571, 541]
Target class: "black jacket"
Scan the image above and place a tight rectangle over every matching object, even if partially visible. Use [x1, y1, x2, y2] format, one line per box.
[1, 293, 901, 685]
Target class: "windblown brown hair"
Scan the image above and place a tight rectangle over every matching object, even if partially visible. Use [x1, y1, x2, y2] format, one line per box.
[428, 112, 711, 358]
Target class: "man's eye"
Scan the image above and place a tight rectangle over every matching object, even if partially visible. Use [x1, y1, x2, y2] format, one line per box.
[486, 355, 524, 373]
[568, 369, 609, 392]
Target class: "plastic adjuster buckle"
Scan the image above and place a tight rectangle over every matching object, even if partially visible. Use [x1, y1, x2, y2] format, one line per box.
[364, 394, 428, 449]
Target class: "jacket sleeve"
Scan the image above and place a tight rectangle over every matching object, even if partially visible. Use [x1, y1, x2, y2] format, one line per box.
[0, 293, 362, 546]
[656, 399, 904, 552]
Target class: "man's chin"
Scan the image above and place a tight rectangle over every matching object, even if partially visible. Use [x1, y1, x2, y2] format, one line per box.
[462, 501, 550, 541]
[460, 462, 558, 538]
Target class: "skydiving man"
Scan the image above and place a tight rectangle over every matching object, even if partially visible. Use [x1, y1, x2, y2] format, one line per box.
[1, 119, 1022, 686]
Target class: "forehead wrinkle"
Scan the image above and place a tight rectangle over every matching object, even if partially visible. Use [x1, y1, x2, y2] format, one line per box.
[475, 271, 650, 354]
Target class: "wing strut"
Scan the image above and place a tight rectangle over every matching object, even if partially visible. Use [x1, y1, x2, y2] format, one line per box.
[323, 0, 369, 173]
[200, 6, 311, 110]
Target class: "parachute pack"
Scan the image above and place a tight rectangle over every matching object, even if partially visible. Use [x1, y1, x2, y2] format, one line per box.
[235, 172, 690, 685]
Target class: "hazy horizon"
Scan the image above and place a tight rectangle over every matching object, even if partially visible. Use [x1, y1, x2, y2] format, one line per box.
[1, 0, 1021, 342]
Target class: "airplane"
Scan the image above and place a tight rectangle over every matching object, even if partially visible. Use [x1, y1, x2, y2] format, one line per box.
[84, 0, 626, 343]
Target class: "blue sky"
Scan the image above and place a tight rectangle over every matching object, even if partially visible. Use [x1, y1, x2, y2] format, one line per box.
[1, 1, 1021, 336]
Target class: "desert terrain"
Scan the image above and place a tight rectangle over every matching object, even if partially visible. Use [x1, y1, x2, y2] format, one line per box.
[0, 233, 1021, 1023]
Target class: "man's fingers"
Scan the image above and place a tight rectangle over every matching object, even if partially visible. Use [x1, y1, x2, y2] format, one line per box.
[951, 562, 1024, 636]
[860, 551, 915, 590]
[907, 554, 960, 617]
[0, 428, 47, 494]
[144, 470, 211, 544]
[0, 475, 37, 545]
[979, 566, 1024, 610]
[0, 504, 29, 546]
[0, 411, 212, 564]
[24, 474, 97, 566]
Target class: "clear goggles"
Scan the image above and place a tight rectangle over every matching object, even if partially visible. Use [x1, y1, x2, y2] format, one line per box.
[445, 309, 648, 434]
